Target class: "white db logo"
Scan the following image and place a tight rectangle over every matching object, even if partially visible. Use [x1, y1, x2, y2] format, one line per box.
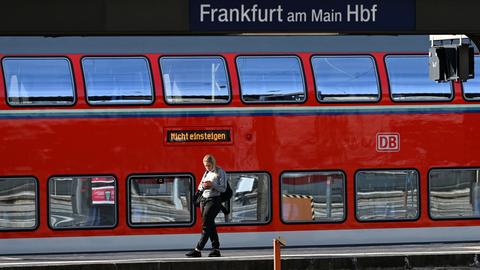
[376, 133, 400, 152]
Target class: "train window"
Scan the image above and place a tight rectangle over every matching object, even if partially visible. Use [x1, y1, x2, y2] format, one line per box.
[237, 56, 306, 103]
[311, 56, 380, 102]
[2, 57, 75, 106]
[280, 171, 345, 223]
[355, 170, 419, 221]
[216, 172, 270, 224]
[385, 55, 453, 101]
[128, 174, 193, 226]
[463, 56, 480, 100]
[82, 57, 154, 105]
[429, 168, 480, 219]
[159, 57, 230, 104]
[0, 177, 37, 230]
[48, 176, 117, 229]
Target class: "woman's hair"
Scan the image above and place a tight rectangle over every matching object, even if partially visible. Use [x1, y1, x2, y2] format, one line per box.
[203, 154, 216, 166]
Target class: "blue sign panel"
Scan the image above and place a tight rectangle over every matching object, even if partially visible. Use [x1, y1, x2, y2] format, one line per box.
[190, 0, 415, 32]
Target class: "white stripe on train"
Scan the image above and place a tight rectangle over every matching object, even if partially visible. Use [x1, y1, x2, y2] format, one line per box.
[1, 226, 480, 255]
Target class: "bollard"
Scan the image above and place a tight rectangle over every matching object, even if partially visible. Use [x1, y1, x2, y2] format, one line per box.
[273, 237, 286, 270]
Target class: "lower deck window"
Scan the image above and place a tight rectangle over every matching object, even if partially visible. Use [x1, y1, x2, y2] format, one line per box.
[281, 171, 345, 223]
[356, 170, 419, 221]
[48, 176, 117, 229]
[216, 172, 270, 224]
[0, 177, 37, 230]
[430, 168, 480, 219]
[128, 175, 193, 226]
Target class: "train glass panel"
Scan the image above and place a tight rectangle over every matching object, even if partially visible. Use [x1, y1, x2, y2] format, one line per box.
[0, 177, 37, 230]
[48, 176, 117, 229]
[385, 55, 453, 101]
[463, 56, 480, 100]
[159, 57, 230, 104]
[355, 170, 419, 221]
[429, 168, 480, 219]
[311, 56, 380, 102]
[82, 57, 154, 105]
[128, 175, 194, 226]
[2, 57, 75, 106]
[236, 56, 306, 103]
[280, 171, 345, 223]
[215, 172, 271, 224]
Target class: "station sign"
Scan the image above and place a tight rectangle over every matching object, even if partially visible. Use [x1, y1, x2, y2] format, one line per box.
[190, 0, 415, 32]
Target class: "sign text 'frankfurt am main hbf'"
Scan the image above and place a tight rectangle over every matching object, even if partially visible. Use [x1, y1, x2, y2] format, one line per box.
[190, 0, 415, 32]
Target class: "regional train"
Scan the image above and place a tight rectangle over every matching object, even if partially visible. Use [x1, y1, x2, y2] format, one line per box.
[0, 35, 480, 255]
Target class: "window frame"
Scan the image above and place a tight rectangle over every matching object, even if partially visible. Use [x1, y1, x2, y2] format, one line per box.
[384, 54, 454, 103]
[236, 55, 307, 104]
[354, 168, 421, 222]
[279, 170, 347, 224]
[127, 173, 196, 228]
[81, 56, 155, 106]
[311, 54, 381, 104]
[47, 174, 118, 230]
[159, 55, 232, 105]
[216, 171, 273, 227]
[428, 167, 480, 220]
[462, 55, 480, 101]
[0, 176, 39, 231]
[2, 56, 76, 107]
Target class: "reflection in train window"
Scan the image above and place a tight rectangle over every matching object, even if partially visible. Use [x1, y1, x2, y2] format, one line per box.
[311, 56, 380, 102]
[160, 57, 230, 104]
[0, 177, 37, 230]
[356, 170, 419, 221]
[82, 57, 154, 105]
[463, 56, 480, 100]
[237, 56, 306, 103]
[128, 175, 193, 225]
[429, 168, 480, 219]
[48, 176, 117, 229]
[216, 172, 270, 224]
[2, 57, 75, 106]
[385, 55, 453, 101]
[280, 171, 345, 223]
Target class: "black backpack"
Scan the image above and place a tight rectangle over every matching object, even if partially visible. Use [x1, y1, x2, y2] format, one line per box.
[220, 182, 233, 202]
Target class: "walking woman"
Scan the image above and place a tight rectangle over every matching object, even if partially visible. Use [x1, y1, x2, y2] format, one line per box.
[186, 154, 226, 257]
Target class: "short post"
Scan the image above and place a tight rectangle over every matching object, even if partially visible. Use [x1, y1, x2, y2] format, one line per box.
[273, 237, 286, 270]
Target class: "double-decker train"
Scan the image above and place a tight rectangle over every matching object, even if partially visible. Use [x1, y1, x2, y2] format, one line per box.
[1, 35, 480, 255]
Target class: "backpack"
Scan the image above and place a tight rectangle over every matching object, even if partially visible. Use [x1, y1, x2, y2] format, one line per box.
[220, 181, 233, 202]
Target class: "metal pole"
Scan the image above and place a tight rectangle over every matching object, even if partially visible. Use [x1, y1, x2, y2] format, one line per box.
[273, 237, 286, 270]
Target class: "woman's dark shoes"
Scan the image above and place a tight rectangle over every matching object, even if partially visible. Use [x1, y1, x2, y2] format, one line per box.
[185, 249, 202, 257]
[208, 249, 221, 257]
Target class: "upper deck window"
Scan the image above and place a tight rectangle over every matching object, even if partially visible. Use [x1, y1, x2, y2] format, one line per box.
[160, 57, 230, 104]
[2, 57, 75, 106]
[236, 56, 306, 103]
[311, 56, 380, 102]
[385, 55, 453, 101]
[463, 56, 480, 100]
[82, 57, 153, 105]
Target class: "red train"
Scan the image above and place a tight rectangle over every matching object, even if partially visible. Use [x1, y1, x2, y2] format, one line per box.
[0, 35, 479, 254]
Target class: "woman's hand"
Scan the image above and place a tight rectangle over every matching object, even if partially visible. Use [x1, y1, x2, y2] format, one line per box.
[202, 181, 213, 189]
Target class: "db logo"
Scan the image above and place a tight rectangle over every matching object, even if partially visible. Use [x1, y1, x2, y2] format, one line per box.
[376, 133, 400, 152]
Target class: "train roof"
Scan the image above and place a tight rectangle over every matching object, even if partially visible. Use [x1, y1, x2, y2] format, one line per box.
[0, 35, 439, 54]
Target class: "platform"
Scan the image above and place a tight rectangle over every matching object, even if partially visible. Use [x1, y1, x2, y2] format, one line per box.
[1, 242, 480, 270]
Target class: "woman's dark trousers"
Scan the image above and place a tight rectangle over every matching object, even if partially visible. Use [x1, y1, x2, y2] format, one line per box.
[196, 198, 221, 250]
